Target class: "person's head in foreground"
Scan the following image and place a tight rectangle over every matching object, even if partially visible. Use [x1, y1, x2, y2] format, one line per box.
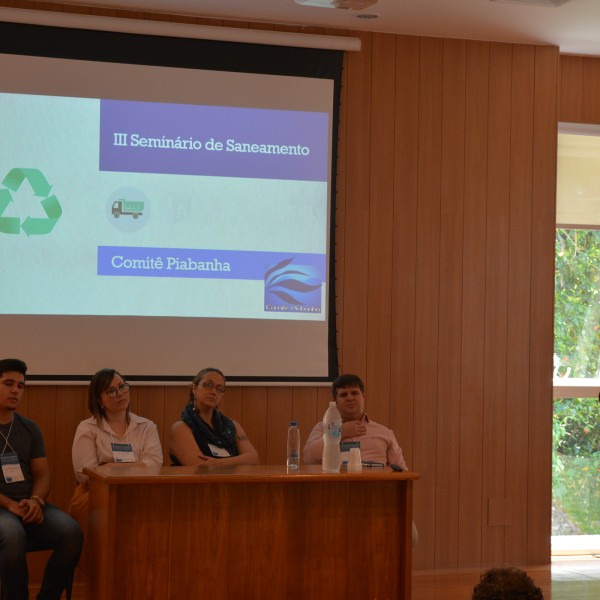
[472, 567, 544, 600]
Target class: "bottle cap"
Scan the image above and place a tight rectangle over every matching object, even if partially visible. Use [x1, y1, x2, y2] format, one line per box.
[290, 421, 297, 426]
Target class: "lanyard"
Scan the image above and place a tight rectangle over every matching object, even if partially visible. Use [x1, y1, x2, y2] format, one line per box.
[0, 418, 15, 456]
[104, 419, 136, 463]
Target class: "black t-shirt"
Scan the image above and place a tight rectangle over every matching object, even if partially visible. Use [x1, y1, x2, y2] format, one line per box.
[0, 412, 46, 500]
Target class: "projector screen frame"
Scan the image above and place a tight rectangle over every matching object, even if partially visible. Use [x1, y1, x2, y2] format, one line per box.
[0, 20, 342, 384]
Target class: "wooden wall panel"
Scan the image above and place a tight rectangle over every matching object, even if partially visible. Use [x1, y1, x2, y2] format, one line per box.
[505, 44, 535, 566]
[2, 1, 562, 573]
[434, 38, 466, 569]
[559, 55, 583, 122]
[162, 386, 186, 461]
[291, 385, 321, 452]
[528, 45, 559, 565]
[264, 387, 293, 464]
[458, 40, 489, 568]
[240, 386, 268, 462]
[390, 35, 420, 470]
[365, 32, 396, 424]
[337, 30, 372, 375]
[582, 58, 600, 123]
[53, 386, 87, 508]
[559, 54, 600, 124]
[482, 42, 512, 566]
[560, 54, 600, 125]
[412, 36, 444, 569]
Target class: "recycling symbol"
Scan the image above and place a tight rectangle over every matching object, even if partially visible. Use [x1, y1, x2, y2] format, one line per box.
[0, 168, 62, 235]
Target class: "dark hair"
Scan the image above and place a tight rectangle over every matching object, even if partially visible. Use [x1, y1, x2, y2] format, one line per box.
[331, 373, 365, 399]
[472, 567, 544, 600]
[0, 358, 27, 380]
[88, 368, 130, 423]
[189, 368, 226, 404]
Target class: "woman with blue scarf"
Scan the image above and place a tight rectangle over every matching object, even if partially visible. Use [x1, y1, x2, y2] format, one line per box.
[169, 367, 260, 466]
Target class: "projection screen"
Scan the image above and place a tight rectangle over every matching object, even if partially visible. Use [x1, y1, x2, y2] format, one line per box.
[0, 21, 342, 383]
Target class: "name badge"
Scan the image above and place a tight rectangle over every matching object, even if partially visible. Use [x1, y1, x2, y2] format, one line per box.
[207, 443, 231, 458]
[111, 442, 135, 463]
[1, 452, 25, 482]
[340, 441, 361, 465]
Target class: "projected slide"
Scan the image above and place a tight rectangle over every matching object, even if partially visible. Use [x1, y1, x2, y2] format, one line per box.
[0, 93, 328, 320]
[0, 29, 340, 380]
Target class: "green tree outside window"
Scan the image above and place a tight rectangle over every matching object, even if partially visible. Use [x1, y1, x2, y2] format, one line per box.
[553, 228, 600, 535]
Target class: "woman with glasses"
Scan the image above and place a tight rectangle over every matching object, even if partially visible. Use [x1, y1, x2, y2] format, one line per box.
[169, 367, 260, 466]
[68, 368, 163, 571]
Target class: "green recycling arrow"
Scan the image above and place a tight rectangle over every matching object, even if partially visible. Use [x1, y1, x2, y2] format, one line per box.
[21, 195, 62, 236]
[0, 188, 12, 213]
[0, 169, 62, 236]
[0, 188, 19, 234]
[2, 168, 52, 197]
[0, 216, 20, 234]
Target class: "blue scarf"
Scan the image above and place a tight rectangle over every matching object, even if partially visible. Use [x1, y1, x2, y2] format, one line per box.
[175, 403, 238, 463]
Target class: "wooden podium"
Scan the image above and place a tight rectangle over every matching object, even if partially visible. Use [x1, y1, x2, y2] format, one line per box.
[85, 465, 418, 600]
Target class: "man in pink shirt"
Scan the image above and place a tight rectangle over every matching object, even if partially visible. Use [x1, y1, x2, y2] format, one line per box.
[303, 373, 418, 546]
[303, 373, 407, 469]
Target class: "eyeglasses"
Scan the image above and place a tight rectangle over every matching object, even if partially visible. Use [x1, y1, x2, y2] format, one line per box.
[104, 382, 130, 399]
[200, 381, 226, 394]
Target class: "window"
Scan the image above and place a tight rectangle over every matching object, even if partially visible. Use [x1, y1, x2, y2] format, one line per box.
[552, 128, 600, 552]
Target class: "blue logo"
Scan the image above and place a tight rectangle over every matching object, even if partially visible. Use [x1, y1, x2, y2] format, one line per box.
[264, 257, 322, 313]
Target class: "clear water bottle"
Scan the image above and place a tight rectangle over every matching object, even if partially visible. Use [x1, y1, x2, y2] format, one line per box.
[322, 401, 341, 472]
[286, 421, 300, 469]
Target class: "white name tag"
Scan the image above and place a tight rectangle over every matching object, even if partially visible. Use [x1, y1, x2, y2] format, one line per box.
[1, 452, 25, 482]
[111, 442, 135, 463]
[207, 443, 231, 458]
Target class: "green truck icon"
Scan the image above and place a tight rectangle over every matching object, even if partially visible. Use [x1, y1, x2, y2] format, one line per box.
[112, 199, 144, 219]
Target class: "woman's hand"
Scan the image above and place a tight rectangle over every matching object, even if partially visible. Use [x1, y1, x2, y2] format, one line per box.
[195, 453, 219, 466]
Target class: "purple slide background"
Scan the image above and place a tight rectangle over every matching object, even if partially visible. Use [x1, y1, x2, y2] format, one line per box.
[99, 100, 329, 182]
[97, 246, 326, 281]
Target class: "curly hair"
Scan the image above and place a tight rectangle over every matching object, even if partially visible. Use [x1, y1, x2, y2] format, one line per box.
[472, 567, 544, 600]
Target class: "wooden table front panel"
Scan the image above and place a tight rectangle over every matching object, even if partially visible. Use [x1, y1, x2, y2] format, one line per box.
[87, 468, 414, 600]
